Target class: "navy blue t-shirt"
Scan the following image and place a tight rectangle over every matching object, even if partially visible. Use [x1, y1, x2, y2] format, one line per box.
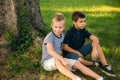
[63, 26, 91, 55]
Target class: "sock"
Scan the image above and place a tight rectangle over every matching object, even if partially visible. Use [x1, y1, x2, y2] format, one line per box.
[76, 77, 82, 80]
[98, 77, 104, 80]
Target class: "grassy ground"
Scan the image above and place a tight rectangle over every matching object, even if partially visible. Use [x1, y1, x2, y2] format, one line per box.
[0, 0, 120, 80]
[40, 0, 120, 80]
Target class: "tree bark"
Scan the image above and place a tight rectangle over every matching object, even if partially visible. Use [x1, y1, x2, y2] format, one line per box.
[0, 0, 44, 36]
[25, 0, 45, 30]
[0, 0, 17, 37]
[0, 0, 45, 43]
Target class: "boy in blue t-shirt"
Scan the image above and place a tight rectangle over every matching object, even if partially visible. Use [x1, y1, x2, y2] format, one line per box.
[41, 13, 105, 80]
[63, 11, 115, 77]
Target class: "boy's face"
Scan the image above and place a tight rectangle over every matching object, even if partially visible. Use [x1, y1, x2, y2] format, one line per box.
[73, 18, 86, 30]
[51, 20, 65, 37]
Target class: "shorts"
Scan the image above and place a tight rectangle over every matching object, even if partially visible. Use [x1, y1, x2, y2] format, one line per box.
[64, 42, 92, 60]
[43, 58, 76, 71]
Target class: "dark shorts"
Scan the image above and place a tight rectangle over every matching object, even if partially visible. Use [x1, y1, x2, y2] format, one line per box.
[64, 43, 92, 60]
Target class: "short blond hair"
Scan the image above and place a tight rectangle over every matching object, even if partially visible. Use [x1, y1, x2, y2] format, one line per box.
[52, 13, 65, 22]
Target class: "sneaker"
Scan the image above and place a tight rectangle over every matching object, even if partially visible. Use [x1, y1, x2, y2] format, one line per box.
[92, 60, 116, 77]
[99, 65, 116, 77]
[92, 60, 102, 67]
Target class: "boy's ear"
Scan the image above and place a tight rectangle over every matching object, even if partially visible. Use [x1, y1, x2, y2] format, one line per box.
[51, 22, 53, 27]
[64, 23, 66, 27]
[72, 21, 75, 25]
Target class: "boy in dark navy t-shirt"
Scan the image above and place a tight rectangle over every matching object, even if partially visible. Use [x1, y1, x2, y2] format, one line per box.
[63, 11, 115, 77]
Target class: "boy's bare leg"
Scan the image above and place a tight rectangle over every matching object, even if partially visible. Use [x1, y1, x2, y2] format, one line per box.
[73, 61, 102, 80]
[97, 45, 108, 66]
[55, 59, 79, 80]
[78, 44, 108, 66]
[78, 58, 93, 66]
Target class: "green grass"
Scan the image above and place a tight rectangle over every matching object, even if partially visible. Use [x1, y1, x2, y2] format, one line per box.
[1, 0, 119, 80]
[40, 0, 120, 80]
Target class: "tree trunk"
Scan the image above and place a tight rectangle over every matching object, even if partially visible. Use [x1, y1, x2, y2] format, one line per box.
[0, 0, 44, 36]
[0, 0, 17, 37]
[25, 0, 45, 30]
[0, 0, 44, 49]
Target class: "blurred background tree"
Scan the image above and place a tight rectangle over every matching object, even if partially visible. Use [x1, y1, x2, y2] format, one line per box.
[0, 0, 44, 52]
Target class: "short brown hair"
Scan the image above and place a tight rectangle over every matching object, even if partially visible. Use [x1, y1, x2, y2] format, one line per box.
[52, 13, 65, 22]
[72, 11, 85, 22]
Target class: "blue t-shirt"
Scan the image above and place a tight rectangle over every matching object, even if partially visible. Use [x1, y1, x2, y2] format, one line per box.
[62, 26, 91, 55]
[41, 31, 64, 65]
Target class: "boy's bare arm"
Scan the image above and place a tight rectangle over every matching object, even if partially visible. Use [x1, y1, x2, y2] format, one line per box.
[46, 42, 70, 69]
[63, 44, 83, 57]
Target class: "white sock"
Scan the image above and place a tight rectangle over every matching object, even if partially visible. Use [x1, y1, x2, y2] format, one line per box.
[98, 77, 104, 80]
[76, 77, 82, 80]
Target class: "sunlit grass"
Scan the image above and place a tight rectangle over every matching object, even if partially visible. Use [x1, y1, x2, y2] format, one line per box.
[42, 5, 120, 12]
[88, 5, 120, 12]
[41, 5, 120, 17]
[102, 46, 120, 55]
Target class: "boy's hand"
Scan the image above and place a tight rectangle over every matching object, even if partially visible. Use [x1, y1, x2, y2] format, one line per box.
[78, 53, 84, 58]
[61, 59, 71, 70]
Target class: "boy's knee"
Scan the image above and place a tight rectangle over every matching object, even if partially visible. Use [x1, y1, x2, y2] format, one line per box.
[72, 60, 82, 69]
[74, 61, 81, 66]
